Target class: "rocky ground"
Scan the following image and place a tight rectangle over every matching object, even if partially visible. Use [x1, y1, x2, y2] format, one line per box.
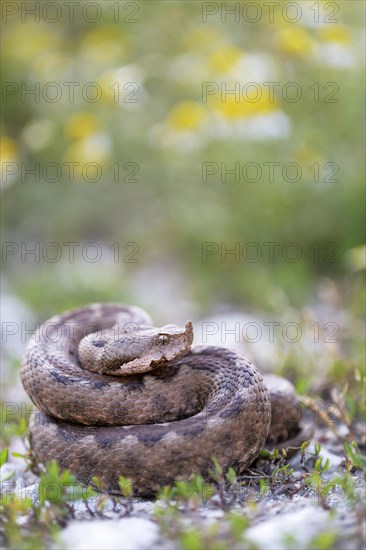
[1, 423, 365, 550]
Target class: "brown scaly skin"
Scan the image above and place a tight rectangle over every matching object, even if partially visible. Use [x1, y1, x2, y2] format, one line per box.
[21, 303, 312, 497]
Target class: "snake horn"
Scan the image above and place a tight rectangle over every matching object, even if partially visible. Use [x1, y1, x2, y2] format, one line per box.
[185, 320, 194, 342]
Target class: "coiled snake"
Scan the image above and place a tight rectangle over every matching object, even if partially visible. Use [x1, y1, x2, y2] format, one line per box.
[21, 304, 312, 497]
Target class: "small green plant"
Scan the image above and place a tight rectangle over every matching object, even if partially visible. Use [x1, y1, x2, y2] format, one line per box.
[156, 501, 251, 550]
[0, 448, 8, 467]
[227, 511, 249, 539]
[1, 403, 27, 448]
[314, 457, 330, 475]
[38, 460, 95, 506]
[312, 442, 322, 457]
[259, 477, 269, 495]
[272, 462, 294, 479]
[0, 448, 14, 482]
[1, 458, 96, 549]
[154, 460, 251, 550]
[258, 447, 274, 459]
[179, 527, 206, 550]
[308, 530, 337, 550]
[158, 474, 212, 512]
[344, 441, 366, 473]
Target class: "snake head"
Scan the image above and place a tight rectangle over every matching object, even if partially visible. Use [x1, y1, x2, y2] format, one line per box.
[79, 320, 194, 375]
[154, 320, 194, 360]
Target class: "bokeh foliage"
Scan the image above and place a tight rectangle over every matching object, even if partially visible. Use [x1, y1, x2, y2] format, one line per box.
[1, 0, 365, 316]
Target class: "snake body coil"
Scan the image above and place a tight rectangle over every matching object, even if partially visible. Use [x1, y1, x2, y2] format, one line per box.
[21, 304, 305, 496]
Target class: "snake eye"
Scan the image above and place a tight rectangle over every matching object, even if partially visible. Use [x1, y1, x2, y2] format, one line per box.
[158, 334, 169, 345]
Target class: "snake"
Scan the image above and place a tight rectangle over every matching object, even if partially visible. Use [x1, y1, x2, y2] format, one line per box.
[21, 304, 313, 497]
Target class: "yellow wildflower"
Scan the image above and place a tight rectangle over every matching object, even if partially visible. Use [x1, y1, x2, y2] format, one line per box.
[209, 46, 243, 73]
[167, 102, 207, 130]
[277, 27, 314, 56]
[64, 113, 100, 140]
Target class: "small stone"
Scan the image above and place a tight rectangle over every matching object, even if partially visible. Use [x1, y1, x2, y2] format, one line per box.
[245, 505, 335, 549]
[61, 517, 160, 550]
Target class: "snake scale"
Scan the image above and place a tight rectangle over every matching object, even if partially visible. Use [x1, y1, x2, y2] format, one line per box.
[21, 304, 312, 497]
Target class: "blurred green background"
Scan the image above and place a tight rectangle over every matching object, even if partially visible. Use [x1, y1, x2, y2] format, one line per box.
[1, 0, 364, 328]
